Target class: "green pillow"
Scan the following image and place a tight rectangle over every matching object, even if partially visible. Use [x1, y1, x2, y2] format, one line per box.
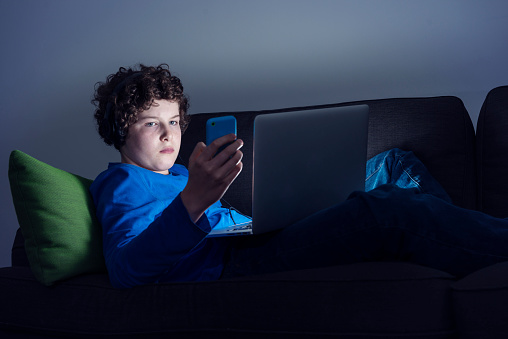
[8, 150, 106, 286]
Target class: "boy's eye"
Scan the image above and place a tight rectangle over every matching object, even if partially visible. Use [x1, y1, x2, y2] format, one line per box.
[170, 121, 179, 126]
[145, 122, 157, 127]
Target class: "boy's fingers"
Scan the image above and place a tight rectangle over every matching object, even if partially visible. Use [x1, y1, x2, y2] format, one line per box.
[214, 149, 243, 181]
[224, 161, 243, 186]
[204, 134, 238, 158]
[212, 138, 244, 164]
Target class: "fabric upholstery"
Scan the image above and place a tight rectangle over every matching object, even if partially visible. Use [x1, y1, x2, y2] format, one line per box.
[451, 262, 508, 339]
[0, 263, 456, 338]
[11, 228, 29, 267]
[476, 85, 508, 218]
[8, 150, 106, 286]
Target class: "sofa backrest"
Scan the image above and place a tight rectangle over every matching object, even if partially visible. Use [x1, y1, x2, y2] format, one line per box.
[476, 85, 508, 218]
[11, 94, 487, 268]
[180, 96, 477, 215]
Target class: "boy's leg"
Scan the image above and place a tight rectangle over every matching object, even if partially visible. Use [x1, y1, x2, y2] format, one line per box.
[222, 185, 508, 279]
[366, 149, 451, 203]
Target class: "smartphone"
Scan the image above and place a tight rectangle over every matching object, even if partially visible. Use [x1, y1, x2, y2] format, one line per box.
[206, 116, 237, 156]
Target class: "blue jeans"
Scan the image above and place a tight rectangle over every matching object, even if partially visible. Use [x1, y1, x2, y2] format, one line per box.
[222, 149, 508, 278]
[364, 149, 451, 202]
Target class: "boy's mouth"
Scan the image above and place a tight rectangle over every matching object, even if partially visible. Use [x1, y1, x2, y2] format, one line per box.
[160, 147, 174, 154]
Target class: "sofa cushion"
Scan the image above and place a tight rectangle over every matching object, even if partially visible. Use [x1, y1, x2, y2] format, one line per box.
[451, 261, 508, 339]
[181, 96, 476, 213]
[476, 85, 508, 218]
[0, 263, 456, 338]
[8, 150, 106, 286]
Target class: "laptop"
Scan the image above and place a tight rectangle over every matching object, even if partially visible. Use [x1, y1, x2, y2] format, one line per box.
[208, 104, 369, 237]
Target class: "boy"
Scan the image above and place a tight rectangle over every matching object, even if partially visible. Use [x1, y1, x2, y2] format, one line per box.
[91, 64, 508, 288]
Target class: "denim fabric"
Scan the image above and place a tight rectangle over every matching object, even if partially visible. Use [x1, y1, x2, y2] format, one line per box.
[365, 148, 452, 203]
[222, 149, 508, 279]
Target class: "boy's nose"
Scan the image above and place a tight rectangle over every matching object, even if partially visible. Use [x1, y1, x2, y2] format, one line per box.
[160, 126, 171, 141]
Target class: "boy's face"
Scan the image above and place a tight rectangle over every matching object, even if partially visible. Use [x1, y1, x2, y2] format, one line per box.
[120, 100, 181, 175]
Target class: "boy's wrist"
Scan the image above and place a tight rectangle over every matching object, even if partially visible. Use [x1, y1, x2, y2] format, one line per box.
[180, 189, 205, 223]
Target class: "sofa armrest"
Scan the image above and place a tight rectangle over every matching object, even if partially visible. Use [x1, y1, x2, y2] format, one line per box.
[476, 85, 508, 217]
[11, 228, 29, 267]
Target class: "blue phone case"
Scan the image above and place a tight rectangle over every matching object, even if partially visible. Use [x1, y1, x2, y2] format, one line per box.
[206, 116, 237, 145]
[206, 116, 237, 157]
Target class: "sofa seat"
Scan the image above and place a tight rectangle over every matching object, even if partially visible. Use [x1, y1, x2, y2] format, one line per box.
[0, 262, 456, 338]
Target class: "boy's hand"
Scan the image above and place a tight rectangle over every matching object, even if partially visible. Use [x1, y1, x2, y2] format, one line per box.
[181, 134, 243, 223]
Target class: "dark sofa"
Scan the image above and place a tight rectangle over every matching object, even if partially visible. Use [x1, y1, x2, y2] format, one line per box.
[1, 86, 508, 338]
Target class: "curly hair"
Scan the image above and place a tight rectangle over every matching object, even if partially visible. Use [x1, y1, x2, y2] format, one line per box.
[92, 64, 190, 150]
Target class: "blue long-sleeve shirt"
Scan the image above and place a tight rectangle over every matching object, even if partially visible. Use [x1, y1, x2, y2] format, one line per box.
[89, 163, 251, 288]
